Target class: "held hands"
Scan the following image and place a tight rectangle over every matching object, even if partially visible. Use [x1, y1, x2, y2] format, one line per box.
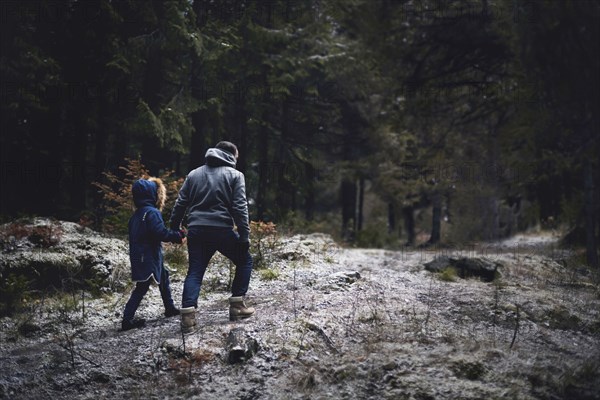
[175, 228, 187, 245]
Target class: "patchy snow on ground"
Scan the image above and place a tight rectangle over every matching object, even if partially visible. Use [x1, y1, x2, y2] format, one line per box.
[0, 221, 599, 399]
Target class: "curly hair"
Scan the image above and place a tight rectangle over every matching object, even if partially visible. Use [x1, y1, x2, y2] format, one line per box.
[148, 177, 167, 211]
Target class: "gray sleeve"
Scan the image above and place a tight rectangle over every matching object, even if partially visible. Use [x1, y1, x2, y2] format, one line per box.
[231, 173, 250, 242]
[169, 176, 191, 230]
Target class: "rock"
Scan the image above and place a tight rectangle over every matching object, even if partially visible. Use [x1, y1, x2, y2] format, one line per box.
[17, 321, 41, 337]
[382, 361, 397, 371]
[424, 256, 501, 281]
[314, 270, 361, 291]
[90, 264, 110, 279]
[276, 233, 337, 262]
[303, 319, 337, 352]
[88, 370, 111, 383]
[0, 218, 129, 293]
[423, 257, 452, 273]
[278, 250, 304, 261]
[328, 270, 361, 283]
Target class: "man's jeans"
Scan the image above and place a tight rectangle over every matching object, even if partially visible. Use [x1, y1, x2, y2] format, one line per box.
[123, 268, 175, 322]
[182, 227, 253, 308]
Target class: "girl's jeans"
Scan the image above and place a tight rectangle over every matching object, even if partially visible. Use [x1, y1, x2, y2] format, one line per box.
[182, 227, 253, 308]
[123, 268, 175, 322]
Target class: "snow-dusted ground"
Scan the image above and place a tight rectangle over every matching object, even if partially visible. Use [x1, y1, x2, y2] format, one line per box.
[0, 222, 598, 399]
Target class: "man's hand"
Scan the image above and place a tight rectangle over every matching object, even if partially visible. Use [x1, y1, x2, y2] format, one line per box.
[174, 228, 187, 244]
[180, 229, 188, 245]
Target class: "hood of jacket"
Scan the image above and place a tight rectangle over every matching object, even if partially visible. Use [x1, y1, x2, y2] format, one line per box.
[205, 148, 237, 168]
[132, 177, 167, 210]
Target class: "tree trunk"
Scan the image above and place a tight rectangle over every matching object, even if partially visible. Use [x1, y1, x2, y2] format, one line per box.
[92, 94, 109, 225]
[235, 97, 248, 174]
[190, 57, 207, 169]
[445, 189, 452, 223]
[236, 100, 248, 172]
[387, 202, 396, 234]
[189, 108, 207, 169]
[238, 116, 248, 174]
[584, 160, 599, 268]
[356, 177, 365, 232]
[276, 100, 291, 218]
[70, 112, 88, 212]
[256, 120, 269, 221]
[341, 179, 357, 240]
[94, 96, 108, 182]
[304, 162, 315, 221]
[490, 196, 500, 240]
[429, 192, 442, 244]
[402, 206, 416, 246]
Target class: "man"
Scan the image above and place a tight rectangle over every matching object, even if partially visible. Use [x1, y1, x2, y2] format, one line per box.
[169, 141, 254, 333]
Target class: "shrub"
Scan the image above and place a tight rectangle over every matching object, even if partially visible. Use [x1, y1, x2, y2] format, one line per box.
[0, 273, 31, 317]
[354, 223, 399, 249]
[164, 243, 189, 273]
[93, 158, 184, 235]
[0, 219, 63, 249]
[355, 225, 387, 248]
[250, 221, 280, 269]
[93, 158, 148, 235]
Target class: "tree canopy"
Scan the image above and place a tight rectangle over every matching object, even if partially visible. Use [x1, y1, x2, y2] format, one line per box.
[1, 0, 598, 266]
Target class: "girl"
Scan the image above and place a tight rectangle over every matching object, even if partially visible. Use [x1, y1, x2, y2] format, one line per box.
[122, 177, 185, 331]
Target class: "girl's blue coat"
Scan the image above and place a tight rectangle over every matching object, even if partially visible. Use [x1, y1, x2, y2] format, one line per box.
[128, 180, 182, 283]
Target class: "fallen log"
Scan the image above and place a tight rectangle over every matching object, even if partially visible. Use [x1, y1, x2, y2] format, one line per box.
[226, 327, 259, 364]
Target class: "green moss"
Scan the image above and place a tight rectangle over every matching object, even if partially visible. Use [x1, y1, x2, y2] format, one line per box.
[260, 268, 280, 281]
[439, 266, 458, 282]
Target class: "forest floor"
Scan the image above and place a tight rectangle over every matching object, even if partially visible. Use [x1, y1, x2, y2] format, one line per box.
[1, 221, 599, 399]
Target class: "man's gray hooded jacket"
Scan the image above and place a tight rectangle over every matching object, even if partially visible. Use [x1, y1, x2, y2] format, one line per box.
[169, 148, 250, 242]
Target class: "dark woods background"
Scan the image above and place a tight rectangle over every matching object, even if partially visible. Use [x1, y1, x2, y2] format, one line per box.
[1, 0, 598, 266]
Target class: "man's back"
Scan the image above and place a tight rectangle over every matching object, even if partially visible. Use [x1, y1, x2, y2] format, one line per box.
[169, 147, 250, 242]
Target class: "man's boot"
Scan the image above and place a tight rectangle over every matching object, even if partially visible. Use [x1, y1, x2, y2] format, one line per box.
[229, 296, 255, 321]
[180, 307, 197, 333]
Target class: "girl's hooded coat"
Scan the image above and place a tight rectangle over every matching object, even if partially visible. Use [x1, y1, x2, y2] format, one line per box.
[129, 178, 182, 283]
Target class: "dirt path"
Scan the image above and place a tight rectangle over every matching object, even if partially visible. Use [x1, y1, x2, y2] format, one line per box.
[1, 232, 599, 399]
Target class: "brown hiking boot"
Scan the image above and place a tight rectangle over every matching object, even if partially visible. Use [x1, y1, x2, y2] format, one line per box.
[180, 307, 197, 334]
[229, 296, 255, 321]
